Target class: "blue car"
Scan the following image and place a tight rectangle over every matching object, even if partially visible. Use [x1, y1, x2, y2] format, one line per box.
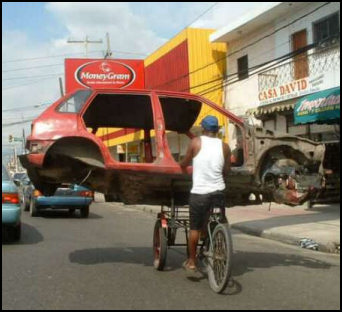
[29, 184, 93, 218]
[2, 165, 21, 241]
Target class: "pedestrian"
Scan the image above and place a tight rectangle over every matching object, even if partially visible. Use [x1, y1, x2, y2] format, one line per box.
[179, 115, 231, 271]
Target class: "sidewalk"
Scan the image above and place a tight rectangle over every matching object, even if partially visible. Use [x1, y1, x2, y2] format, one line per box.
[226, 202, 340, 254]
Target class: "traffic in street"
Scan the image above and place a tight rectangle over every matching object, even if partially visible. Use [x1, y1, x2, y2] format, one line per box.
[2, 198, 340, 310]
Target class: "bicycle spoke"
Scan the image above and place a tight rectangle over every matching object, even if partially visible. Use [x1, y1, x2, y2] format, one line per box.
[213, 230, 228, 285]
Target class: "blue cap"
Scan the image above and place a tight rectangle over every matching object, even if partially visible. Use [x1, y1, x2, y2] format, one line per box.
[201, 115, 219, 132]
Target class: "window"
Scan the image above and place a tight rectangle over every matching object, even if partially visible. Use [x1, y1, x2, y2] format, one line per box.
[237, 55, 248, 80]
[159, 96, 202, 162]
[82, 93, 156, 163]
[57, 89, 92, 113]
[292, 29, 308, 79]
[313, 13, 340, 46]
[158, 95, 236, 164]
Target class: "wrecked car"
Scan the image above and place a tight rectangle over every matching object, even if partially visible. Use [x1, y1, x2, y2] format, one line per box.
[19, 88, 325, 207]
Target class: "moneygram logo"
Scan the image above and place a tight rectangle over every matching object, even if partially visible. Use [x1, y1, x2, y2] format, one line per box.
[75, 60, 136, 89]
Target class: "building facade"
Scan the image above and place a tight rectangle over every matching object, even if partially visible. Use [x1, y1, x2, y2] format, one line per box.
[210, 2, 339, 131]
[211, 2, 340, 202]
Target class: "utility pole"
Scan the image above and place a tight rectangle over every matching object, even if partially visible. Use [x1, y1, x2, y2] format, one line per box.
[22, 128, 26, 154]
[13, 146, 18, 172]
[67, 35, 103, 57]
[104, 32, 112, 59]
[59, 77, 64, 97]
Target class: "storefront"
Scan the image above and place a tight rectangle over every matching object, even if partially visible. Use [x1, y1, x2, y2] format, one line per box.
[294, 87, 340, 205]
[249, 86, 340, 204]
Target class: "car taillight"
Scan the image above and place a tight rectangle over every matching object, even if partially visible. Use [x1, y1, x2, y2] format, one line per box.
[2, 193, 19, 204]
[33, 189, 43, 197]
[79, 191, 94, 198]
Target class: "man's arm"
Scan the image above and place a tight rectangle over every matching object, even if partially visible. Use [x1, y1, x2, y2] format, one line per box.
[179, 137, 200, 168]
[222, 142, 231, 178]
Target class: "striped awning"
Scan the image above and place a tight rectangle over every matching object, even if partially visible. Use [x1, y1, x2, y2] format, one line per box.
[247, 101, 295, 117]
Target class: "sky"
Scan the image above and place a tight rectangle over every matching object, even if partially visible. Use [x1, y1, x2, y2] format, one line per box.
[2, 2, 266, 161]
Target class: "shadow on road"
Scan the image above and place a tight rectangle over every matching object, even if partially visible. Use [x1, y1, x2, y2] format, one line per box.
[2, 222, 43, 245]
[69, 247, 157, 267]
[68, 246, 189, 272]
[36, 210, 103, 219]
[232, 250, 334, 278]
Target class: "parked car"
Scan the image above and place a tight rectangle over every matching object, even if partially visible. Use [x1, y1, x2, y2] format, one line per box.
[2, 164, 21, 241]
[28, 183, 93, 218]
[19, 176, 34, 211]
[19, 89, 325, 207]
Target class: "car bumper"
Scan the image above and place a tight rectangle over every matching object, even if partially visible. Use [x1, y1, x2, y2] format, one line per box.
[2, 204, 21, 225]
[35, 196, 93, 207]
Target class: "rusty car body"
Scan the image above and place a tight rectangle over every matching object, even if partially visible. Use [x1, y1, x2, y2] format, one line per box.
[19, 89, 325, 207]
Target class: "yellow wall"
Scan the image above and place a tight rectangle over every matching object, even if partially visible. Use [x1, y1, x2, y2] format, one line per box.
[186, 28, 227, 131]
[144, 29, 187, 67]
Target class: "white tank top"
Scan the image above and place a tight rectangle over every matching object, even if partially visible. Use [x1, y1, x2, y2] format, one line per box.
[191, 136, 226, 194]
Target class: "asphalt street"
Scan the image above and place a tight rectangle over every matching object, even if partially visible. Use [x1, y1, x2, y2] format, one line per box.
[2, 200, 340, 310]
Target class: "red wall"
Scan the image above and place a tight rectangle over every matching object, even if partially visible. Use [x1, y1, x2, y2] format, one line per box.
[144, 40, 190, 92]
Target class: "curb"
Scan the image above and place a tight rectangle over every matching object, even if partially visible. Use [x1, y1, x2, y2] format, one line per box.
[231, 224, 340, 254]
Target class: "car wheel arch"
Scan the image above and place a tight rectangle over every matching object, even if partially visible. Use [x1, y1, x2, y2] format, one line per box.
[44, 136, 105, 168]
[255, 144, 308, 183]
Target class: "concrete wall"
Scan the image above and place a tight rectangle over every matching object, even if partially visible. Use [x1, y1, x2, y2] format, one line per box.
[224, 2, 340, 116]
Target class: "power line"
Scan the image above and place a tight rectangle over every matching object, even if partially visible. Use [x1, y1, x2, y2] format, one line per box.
[159, 41, 316, 94]
[2, 77, 52, 91]
[168, 40, 326, 98]
[2, 49, 148, 66]
[2, 50, 149, 73]
[230, 2, 331, 59]
[2, 72, 64, 81]
[2, 119, 34, 127]
[151, 2, 332, 91]
[197, 43, 335, 98]
[185, 2, 219, 29]
[3, 103, 51, 112]
[2, 63, 64, 73]
[2, 50, 103, 64]
[111, 49, 147, 56]
[151, 2, 220, 56]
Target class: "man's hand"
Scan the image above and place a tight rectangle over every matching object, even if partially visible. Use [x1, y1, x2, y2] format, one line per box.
[222, 143, 231, 178]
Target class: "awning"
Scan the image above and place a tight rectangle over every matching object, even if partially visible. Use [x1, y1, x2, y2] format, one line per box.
[247, 100, 295, 118]
[294, 87, 340, 125]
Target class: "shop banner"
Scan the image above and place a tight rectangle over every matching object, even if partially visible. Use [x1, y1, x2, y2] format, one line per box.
[294, 87, 340, 125]
[65, 58, 145, 93]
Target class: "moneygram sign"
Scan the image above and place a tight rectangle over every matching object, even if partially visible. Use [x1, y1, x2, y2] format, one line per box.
[65, 58, 145, 93]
